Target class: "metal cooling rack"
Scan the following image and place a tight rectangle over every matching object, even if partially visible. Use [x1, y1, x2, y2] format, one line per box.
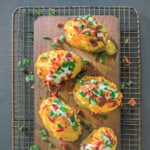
[12, 6, 141, 150]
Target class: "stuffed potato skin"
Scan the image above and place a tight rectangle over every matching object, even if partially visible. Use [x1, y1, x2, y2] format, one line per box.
[35, 49, 83, 84]
[73, 76, 122, 114]
[80, 127, 117, 150]
[39, 94, 82, 141]
[64, 15, 108, 53]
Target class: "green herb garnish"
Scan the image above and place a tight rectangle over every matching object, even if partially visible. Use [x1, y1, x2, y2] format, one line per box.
[76, 24, 84, 28]
[79, 91, 86, 97]
[100, 51, 107, 64]
[60, 107, 68, 113]
[30, 145, 40, 150]
[49, 9, 55, 16]
[100, 114, 108, 120]
[126, 80, 133, 87]
[40, 130, 47, 136]
[120, 82, 125, 91]
[54, 98, 62, 104]
[19, 125, 26, 132]
[59, 35, 66, 42]
[34, 8, 40, 16]
[49, 143, 54, 148]
[42, 36, 51, 40]
[25, 75, 35, 82]
[49, 111, 56, 118]
[76, 79, 84, 85]
[51, 43, 57, 49]
[83, 59, 89, 64]
[42, 137, 49, 142]
[57, 123, 62, 128]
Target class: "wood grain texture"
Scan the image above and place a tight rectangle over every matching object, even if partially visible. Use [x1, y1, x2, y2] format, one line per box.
[34, 16, 120, 150]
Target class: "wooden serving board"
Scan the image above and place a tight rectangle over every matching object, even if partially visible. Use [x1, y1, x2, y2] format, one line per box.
[34, 16, 120, 150]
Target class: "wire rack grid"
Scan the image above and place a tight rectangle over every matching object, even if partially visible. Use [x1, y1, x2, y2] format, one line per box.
[12, 6, 141, 150]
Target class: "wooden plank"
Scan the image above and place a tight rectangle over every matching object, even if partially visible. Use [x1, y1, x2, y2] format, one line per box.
[34, 16, 120, 150]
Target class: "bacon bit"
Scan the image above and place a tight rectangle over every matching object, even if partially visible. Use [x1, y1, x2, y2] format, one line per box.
[88, 111, 93, 116]
[52, 104, 58, 111]
[51, 92, 58, 97]
[107, 101, 116, 108]
[53, 37, 59, 43]
[128, 98, 136, 107]
[48, 116, 55, 123]
[60, 142, 68, 150]
[98, 97, 106, 106]
[56, 22, 63, 28]
[56, 128, 64, 132]
[125, 37, 130, 44]
[124, 56, 132, 67]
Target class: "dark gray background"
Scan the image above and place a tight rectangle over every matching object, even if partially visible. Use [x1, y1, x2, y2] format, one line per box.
[0, 0, 149, 149]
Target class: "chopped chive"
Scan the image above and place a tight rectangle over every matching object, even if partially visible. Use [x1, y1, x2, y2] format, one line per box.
[49, 9, 55, 16]
[59, 35, 66, 42]
[57, 123, 62, 128]
[51, 43, 57, 49]
[17, 60, 22, 68]
[99, 90, 103, 96]
[93, 88, 99, 95]
[19, 125, 26, 132]
[54, 98, 62, 104]
[103, 82, 108, 86]
[60, 107, 68, 113]
[76, 23, 84, 28]
[30, 145, 40, 150]
[49, 111, 56, 118]
[100, 114, 108, 120]
[72, 122, 78, 131]
[76, 79, 84, 85]
[83, 59, 89, 64]
[110, 91, 116, 99]
[79, 91, 86, 97]
[90, 99, 97, 104]
[70, 115, 75, 122]
[40, 130, 48, 136]
[25, 75, 35, 82]
[120, 83, 125, 90]
[42, 36, 51, 40]
[100, 51, 107, 64]
[126, 80, 133, 87]
[55, 68, 63, 74]
[52, 75, 56, 79]
[85, 14, 92, 20]
[89, 21, 94, 26]
[23, 59, 30, 65]
[80, 120, 86, 126]
[34, 8, 40, 16]
[42, 137, 49, 142]
[76, 72, 83, 79]
[49, 143, 54, 148]
[86, 31, 91, 36]
[104, 87, 108, 90]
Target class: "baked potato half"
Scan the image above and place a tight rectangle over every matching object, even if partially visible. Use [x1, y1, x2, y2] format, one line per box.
[35, 49, 83, 84]
[39, 94, 82, 141]
[64, 15, 108, 53]
[80, 127, 117, 150]
[73, 76, 122, 114]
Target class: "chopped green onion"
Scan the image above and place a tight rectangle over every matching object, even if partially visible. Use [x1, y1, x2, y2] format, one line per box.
[17, 60, 22, 68]
[126, 80, 133, 87]
[62, 62, 68, 68]
[70, 115, 75, 122]
[100, 51, 107, 64]
[30, 145, 40, 150]
[110, 91, 116, 99]
[49, 111, 56, 118]
[76, 79, 84, 85]
[89, 21, 94, 26]
[51, 43, 57, 49]
[79, 91, 86, 97]
[25, 75, 35, 82]
[97, 26, 103, 33]
[54, 98, 62, 104]
[100, 114, 108, 120]
[19, 125, 26, 132]
[76, 24, 84, 28]
[72, 122, 78, 131]
[103, 82, 108, 86]
[90, 99, 97, 104]
[55, 68, 64, 74]
[60, 107, 68, 113]
[52, 75, 56, 79]
[59, 35, 66, 42]
[23, 59, 30, 65]
[104, 87, 108, 90]
[49, 9, 55, 16]
[85, 14, 92, 20]
[93, 88, 99, 95]
[76, 72, 84, 79]
[99, 90, 103, 96]
[120, 82, 125, 90]
[83, 59, 89, 64]
[57, 123, 62, 128]
[40, 130, 48, 136]
[86, 31, 91, 36]
[42, 36, 51, 40]
[49, 143, 54, 148]
[34, 8, 40, 16]
[42, 137, 49, 142]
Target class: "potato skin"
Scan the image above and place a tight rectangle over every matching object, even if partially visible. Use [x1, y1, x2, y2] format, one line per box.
[35, 49, 83, 84]
[64, 16, 108, 53]
[73, 76, 122, 114]
[80, 127, 117, 150]
[39, 95, 82, 141]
